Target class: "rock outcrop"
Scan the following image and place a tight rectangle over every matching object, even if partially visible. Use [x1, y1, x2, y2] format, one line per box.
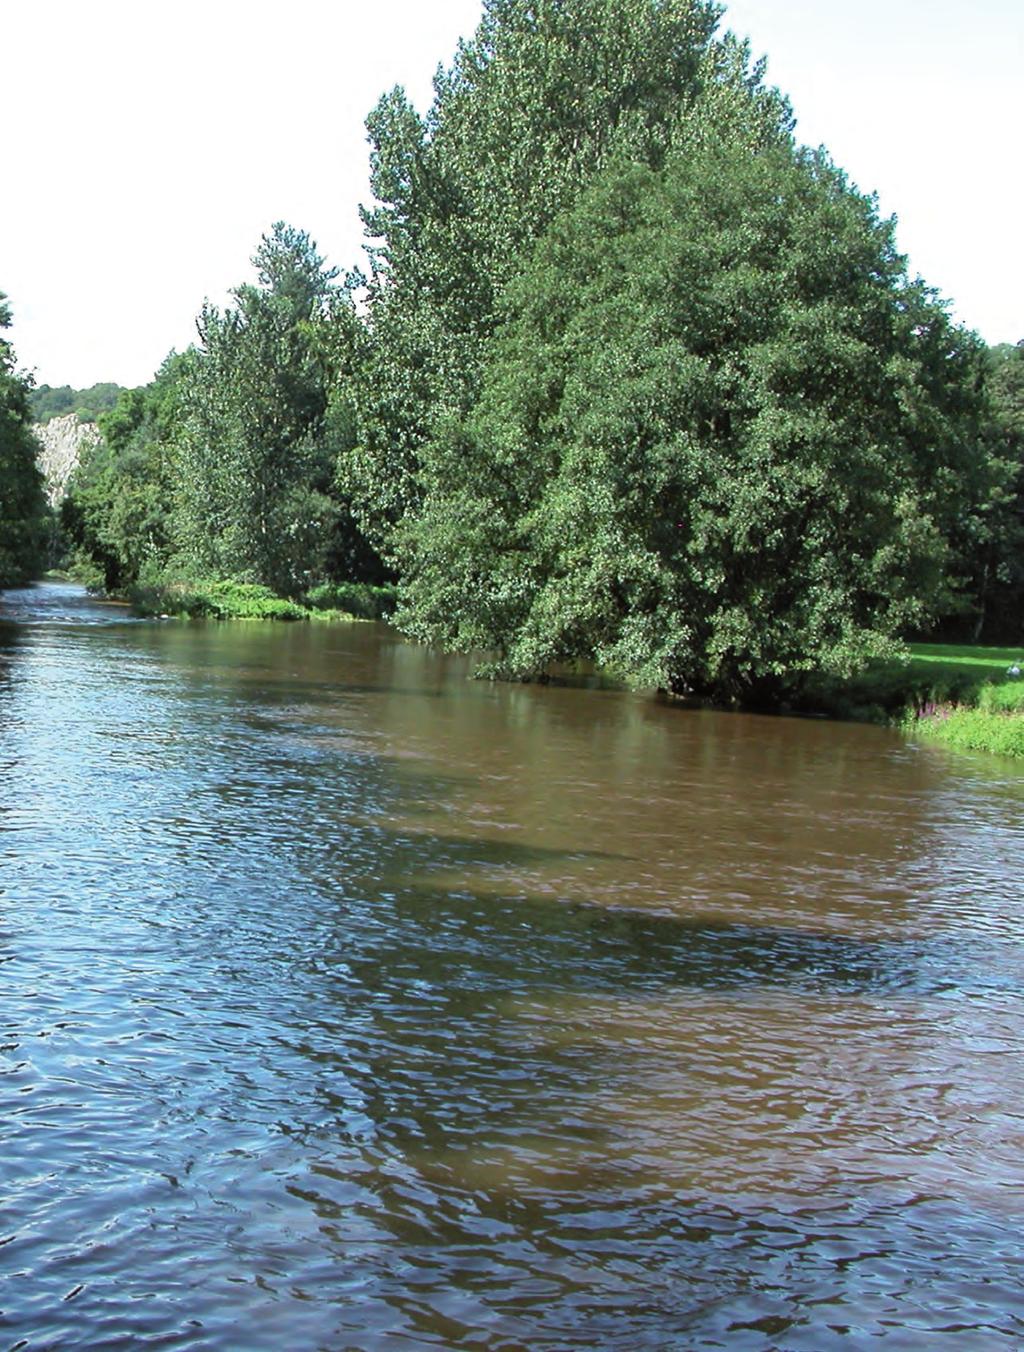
[33, 414, 101, 507]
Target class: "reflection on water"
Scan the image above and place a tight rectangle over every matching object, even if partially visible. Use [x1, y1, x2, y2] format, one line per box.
[2, 581, 1024, 1348]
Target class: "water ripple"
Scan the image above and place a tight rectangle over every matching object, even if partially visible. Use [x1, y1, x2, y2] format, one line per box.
[2, 584, 1024, 1347]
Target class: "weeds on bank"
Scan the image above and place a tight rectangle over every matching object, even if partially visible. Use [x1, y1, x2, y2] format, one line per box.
[798, 642, 1024, 758]
[127, 578, 396, 623]
[900, 661, 1024, 758]
[130, 580, 308, 620]
[303, 582, 397, 620]
[909, 706, 1024, 757]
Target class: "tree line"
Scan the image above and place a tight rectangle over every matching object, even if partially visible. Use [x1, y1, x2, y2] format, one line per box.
[4, 0, 1022, 698]
[0, 294, 49, 587]
[29, 382, 123, 425]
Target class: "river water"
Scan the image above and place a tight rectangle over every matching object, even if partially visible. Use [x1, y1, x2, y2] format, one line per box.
[2, 581, 1023, 1349]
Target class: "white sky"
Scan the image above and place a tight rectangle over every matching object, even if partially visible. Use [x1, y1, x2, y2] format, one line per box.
[3, 0, 1021, 390]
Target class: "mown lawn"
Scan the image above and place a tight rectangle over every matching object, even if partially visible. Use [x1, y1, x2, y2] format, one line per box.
[902, 644, 1024, 757]
[803, 641, 1024, 757]
[908, 643, 1023, 675]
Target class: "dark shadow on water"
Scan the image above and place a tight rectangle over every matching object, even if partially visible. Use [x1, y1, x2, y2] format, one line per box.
[356, 881, 953, 998]
[362, 824, 629, 865]
[283, 1155, 1024, 1351]
[312, 822, 976, 1000]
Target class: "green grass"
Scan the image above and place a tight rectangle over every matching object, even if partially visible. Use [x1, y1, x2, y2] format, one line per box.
[128, 577, 398, 624]
[910, 706, 1024, 757]
[905, 642, 1021, 672]
[303, 581, 398, 620]
[131, 580, 308, 620]
[802, 640, 1024, 759]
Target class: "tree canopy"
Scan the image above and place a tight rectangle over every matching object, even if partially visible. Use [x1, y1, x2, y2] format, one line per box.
[962, 341, 1024, 641]
[49, 0, 1023, 676]
[61, 354, 186, 593]
[396, 140, 997, 696]
[341, 0, 792, 556]
[28, 382, 123, 425]
[63, 224, 387, 598]
[0, 294, 48, 587]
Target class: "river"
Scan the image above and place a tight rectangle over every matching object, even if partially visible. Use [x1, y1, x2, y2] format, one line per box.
[2, 580, 1023, 1349]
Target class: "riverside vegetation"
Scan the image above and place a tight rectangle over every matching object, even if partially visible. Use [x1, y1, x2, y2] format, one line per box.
[802, 643, 1024, 758]
[0, 294, 49, 587]
[1, 0, 1022, 750]
[129, 579, 397, 623]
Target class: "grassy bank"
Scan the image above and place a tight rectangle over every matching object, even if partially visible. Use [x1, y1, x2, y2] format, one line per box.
[900, 651, 1024, 757]
[804, 643, 1024, 758]
[302, 582, 398, 621]
[127, 578, 398, 624]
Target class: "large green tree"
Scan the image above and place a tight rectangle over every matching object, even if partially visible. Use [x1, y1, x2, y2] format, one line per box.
[0, 294, 48, 587]
[342, 0, 791, 555]
[173, 223, 352, 596]
[396, 142, 995, 699]
[63, 227, 385, 598]
[62, 354, 186, 592]
[962, 340, 1024, 641]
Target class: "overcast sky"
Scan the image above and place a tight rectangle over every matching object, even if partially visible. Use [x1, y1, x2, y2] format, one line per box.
[3, 0, 1021, 390]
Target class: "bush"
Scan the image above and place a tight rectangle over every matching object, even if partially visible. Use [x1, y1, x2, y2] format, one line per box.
[130, 579, 307, 621]
[303, 581, 397, 620]
[126, 576, 394, 623]
[978, 681, 1024, 714]
[911, 707, 1024, 758]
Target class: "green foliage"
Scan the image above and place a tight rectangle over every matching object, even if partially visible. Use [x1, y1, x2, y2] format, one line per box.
[397, 141, 989, 699]
[337, 0, 1005, 700]
[61, 356, 185, 592]
[910, 706, 1024, 758]
[63, 226, 384, 602]
[29, 382, 122, 424]
[303, 581, 397, 619]
[130, 579, 308, 621]
[342, 0, 792, 556]
[173, 223, 378, 597]
[0, 293, 49, 586]
[976, 679, 1024, 713]
[129, 577, 383, 623]
[953, 340, 1024, 643]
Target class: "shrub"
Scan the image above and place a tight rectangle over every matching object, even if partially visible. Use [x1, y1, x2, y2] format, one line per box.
[130, 579, 307, 621]
[303, 581, 398, 620]
[912, 708, 1024, 758]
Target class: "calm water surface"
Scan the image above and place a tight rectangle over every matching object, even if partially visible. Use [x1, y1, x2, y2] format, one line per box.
[2, 581, 1023, 1349]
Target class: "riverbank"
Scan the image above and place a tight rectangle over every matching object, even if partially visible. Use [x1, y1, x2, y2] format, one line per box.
[803, 642, 1024, 757]
[126, 578, 398, 623]
[59, 569, 1024, 757]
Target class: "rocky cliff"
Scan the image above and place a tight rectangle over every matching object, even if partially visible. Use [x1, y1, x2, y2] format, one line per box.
[34, 414, 101, 507]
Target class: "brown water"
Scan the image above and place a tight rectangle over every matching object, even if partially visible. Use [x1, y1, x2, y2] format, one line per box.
[2, 580, 1023, 1349]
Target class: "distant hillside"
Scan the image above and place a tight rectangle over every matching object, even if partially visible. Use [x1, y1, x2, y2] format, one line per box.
[34, 413, 101, 506]
[29, 381, 123, 424]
